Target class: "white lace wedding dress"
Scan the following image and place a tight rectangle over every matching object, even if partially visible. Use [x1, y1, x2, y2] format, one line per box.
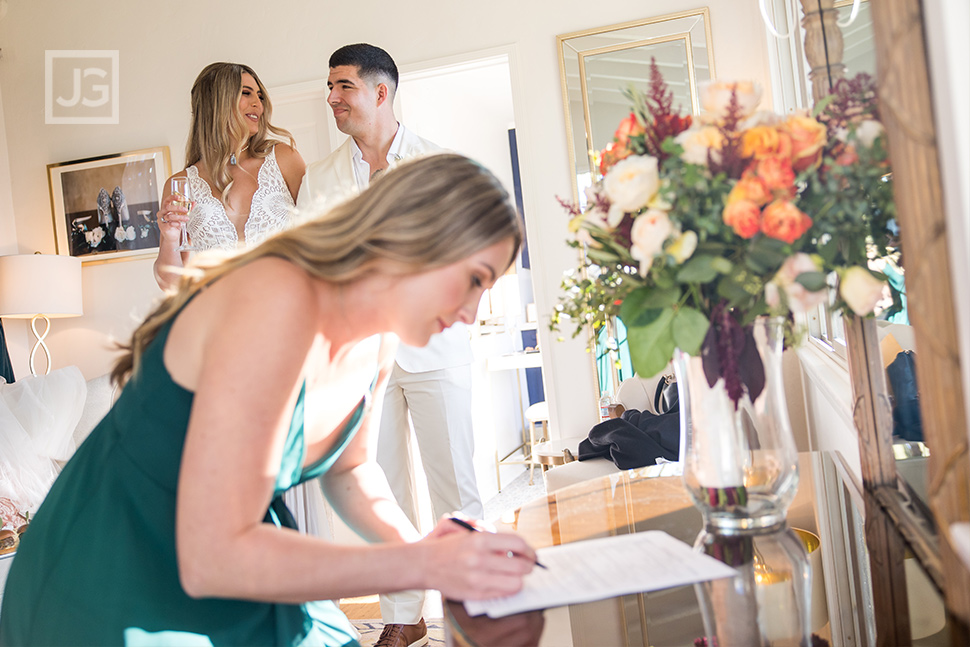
[185, 145, 294, 250]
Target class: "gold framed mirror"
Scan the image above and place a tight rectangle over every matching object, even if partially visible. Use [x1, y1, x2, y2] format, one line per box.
[557, 9, 716, 399]
[557, 9, 716, 206]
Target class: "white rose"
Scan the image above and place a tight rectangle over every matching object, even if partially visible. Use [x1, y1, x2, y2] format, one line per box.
[741, 110, 783, 130]
[840, 265, 887, 316]
[675, 126, 725, 166]
[855, 119, 884, 148]
[125, 225, 136, 240]
[606, 204, 626, 228]
[630, 209, 673, 276]
[114, 226, 127, 242]
[698, 80, 762, 123]
[769, 253, 828, 314]
[603, 155, 660, 213]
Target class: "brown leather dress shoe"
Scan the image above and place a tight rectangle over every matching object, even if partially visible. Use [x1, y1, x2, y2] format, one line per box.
[373, 617, 428, 647]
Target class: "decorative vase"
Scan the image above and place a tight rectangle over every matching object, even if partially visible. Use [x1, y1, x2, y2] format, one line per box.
[693, 525, 813, 647]
[673, 317, 799, 531]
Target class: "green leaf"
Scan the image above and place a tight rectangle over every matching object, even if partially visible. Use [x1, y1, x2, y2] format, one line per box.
[676, 255, 719, 283]
[585, 248, 622, 264]
[717, 272, 758, 306]
[794, 271, 828, 292]
[625, 307, 677, 377]
[619, 286, 681, 323]
[710, 257, 734, 274]
[811, 94, 836, 118]
[745, 237, 788, 274]
[671, 307, 709, 356]
[817, 238, 838, 265]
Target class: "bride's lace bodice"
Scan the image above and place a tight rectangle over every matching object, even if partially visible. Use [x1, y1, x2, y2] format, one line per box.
[185, 145, 294, 251]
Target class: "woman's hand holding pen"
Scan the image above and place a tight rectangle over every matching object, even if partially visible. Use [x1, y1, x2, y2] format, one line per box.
[418, 516, 539, 601]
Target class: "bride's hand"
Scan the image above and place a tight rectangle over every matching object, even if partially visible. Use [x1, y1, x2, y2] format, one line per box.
[157, 193, 192, 246]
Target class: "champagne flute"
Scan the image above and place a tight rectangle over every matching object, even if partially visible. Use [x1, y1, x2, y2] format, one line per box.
[170, 176, 196, 252]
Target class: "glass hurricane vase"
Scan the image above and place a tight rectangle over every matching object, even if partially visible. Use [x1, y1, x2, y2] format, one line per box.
[693, 525, 813, 647]
[674, 317, 799, 531]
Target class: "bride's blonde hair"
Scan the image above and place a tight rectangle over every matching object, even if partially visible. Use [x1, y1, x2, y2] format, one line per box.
[112, 153, 522, 385]
[184, 62, 294, 205]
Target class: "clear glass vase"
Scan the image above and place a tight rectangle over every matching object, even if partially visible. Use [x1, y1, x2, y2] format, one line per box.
[693, 525, 813, 647]
[673, 317, 799, 531]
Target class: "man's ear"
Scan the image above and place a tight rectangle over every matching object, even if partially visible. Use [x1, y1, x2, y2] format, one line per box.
[375, 82, 390, 106]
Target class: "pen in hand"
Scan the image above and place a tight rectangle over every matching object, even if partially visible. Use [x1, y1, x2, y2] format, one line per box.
[448, 516, 547, 569]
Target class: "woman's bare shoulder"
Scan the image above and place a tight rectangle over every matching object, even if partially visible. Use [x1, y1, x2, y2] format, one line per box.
[273, 143, 306, 171]
[214, 258, 318, 320]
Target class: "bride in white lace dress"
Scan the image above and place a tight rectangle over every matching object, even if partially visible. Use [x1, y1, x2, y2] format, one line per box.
[154, 62, 306, 290]
[154, 63, 322, 536]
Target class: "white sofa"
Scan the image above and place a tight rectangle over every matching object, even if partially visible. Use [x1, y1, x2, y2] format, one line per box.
[0, 369, 115, 614]
[72, 372, 118, 447]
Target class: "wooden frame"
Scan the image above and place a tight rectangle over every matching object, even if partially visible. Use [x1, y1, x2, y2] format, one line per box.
[868, 0, 970, 636]
[47, 146, 171, 264]
[798, 0, 970, 643]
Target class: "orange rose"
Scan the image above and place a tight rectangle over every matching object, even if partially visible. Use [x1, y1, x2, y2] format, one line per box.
[728, 173, 771, 207]
[614, 112, 644, 148]
[761, 200, 812, 244]
[598, 141, 631, 176]
[785, 114, 827, 172]
[723, 199, 762, 239]
[742, 126, 792, 160]
[753, 156, 796, 200]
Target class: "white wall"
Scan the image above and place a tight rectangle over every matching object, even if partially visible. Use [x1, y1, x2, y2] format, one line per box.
[0, 0, 775, 436]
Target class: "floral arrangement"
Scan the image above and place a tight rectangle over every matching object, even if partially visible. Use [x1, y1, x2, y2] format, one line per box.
[553, 62, 896, 405]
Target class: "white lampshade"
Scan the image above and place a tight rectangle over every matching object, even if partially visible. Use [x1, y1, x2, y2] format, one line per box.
[0, 254, 83, 319]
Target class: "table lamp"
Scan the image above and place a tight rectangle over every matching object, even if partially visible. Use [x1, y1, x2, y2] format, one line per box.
[0, 254, 83, 376]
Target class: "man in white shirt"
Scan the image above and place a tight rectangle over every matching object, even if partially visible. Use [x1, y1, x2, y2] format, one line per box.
[298, 44, 483, 647]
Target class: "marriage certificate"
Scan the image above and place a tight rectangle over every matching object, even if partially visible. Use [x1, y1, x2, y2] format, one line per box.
[463, 530, 737, 618]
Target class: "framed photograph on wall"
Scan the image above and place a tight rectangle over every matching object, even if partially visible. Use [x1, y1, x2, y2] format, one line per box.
[47, 146, 171, 263]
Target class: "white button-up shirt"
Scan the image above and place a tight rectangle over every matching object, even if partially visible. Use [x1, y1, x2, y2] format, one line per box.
[349, 124, 406, 189]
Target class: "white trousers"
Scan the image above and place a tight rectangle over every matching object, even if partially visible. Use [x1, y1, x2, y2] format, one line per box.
[378, 362, 483, 624]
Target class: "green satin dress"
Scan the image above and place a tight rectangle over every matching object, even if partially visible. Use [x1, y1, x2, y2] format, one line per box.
[0, 309, 368, 646]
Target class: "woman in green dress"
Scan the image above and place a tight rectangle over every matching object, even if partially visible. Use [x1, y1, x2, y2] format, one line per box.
[0, 153, 533, 646]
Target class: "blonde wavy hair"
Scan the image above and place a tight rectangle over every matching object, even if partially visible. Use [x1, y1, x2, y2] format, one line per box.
[184, 62, 295, 206]
[112, 153, 523, 386]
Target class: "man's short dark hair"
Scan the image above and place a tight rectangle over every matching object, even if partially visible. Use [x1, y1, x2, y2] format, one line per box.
[329, 44, 399, 94]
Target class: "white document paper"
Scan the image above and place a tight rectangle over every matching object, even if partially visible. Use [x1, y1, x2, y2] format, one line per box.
[463, 530, 737, 618]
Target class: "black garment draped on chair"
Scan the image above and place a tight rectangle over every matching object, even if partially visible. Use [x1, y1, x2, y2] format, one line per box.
[578, 408, 680, 469]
